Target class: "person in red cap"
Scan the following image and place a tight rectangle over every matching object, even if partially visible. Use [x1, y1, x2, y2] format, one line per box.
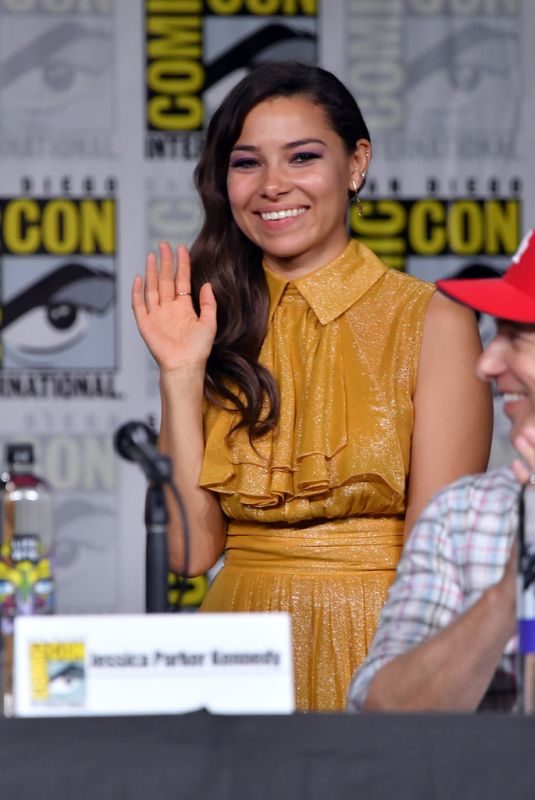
[348, 229, 535, 712]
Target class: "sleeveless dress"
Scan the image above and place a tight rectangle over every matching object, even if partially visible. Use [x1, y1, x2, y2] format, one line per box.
[199, 239, 435, 712]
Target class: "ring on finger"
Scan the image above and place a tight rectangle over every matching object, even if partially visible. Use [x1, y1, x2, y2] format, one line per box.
[176, 291, 191, 297]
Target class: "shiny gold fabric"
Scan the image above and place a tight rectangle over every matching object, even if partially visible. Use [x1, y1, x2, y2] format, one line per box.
[200, 239, 435, 711]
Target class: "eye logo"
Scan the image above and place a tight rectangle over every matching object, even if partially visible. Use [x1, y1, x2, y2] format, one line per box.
[0, 262, 116, 369]
[30, 641, 86, 707]
[0, 17, 114, 130]
[0, 193, 117, 372]
[48, 662, 85, 698]
[145, 3, 318, 158]
[404, 22, 521, 134]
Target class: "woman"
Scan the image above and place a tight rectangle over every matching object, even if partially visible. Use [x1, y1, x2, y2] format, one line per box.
[133, 62, 492, 711]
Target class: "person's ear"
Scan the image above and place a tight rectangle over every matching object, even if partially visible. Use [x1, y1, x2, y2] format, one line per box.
[349, 139, 372, 193]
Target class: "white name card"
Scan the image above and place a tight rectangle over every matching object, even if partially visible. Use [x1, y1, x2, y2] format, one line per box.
[13, 612, 294, 717]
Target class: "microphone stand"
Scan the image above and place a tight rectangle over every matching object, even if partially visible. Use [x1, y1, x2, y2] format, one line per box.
[145, 481, 169, 614]
[143, 454, 172, 614]
[113, 420, 191, 614]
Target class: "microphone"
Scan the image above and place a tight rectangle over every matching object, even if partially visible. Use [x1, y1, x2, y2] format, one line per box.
[113, 419, 191, 613]
[114, 420, 171, 484]
[114, 420, 171, 612]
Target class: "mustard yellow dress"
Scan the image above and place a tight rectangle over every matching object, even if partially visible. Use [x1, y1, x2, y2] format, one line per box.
[199, 239, 435, 712]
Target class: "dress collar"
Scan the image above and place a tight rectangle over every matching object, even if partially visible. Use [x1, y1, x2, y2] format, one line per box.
[263, 239, 387, 325]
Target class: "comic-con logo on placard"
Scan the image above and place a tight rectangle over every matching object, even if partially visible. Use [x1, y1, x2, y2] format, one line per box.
[0, 0, 116, 160]
[351, 176, 522, 277]
[30, 641, 86, 708]
[144, 0, 318, 160]
[345, 0, 522, 162]
[0, 179, 120, 399]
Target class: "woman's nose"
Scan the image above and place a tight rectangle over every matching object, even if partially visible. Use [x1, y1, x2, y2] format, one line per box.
[260, 164, 290, 199]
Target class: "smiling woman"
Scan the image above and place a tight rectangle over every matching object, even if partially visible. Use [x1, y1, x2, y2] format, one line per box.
[226, 95, 368, 278]
[132, 61, 493, 712]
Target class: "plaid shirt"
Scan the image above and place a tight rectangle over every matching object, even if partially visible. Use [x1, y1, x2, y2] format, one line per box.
[347, 467, 520, 712]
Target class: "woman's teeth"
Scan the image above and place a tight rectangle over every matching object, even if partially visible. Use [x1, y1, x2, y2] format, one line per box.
[260, 208, 306, 221]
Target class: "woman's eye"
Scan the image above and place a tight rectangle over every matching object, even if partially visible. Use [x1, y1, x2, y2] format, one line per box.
[292, 152, 321, 164]
[229, 157, 259, 169]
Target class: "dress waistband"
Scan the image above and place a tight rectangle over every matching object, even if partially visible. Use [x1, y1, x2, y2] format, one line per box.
[224, 517, 404, 573]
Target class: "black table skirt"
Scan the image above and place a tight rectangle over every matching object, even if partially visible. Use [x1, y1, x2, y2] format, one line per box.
[1, 711, 534, 799]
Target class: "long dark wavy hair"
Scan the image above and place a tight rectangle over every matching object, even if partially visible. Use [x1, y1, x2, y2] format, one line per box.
[190, 61, 371, 438]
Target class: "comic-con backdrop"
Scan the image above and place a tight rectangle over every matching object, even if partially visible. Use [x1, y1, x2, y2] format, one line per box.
[0, 0, 530, 612]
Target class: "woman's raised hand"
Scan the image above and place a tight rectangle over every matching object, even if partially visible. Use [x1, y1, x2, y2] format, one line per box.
[132, 242, 217, 373]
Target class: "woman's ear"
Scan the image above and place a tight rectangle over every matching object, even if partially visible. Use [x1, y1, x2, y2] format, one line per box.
[349, 139, 372, 192]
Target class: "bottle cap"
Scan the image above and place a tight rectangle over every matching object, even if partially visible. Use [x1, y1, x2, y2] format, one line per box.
[5, 443, 34, 468]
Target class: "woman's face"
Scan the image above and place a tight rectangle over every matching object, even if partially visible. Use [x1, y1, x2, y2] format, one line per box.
[226, 95, 369, 278]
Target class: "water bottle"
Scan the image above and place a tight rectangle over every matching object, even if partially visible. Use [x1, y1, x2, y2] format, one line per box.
[0, 443, 55, 715]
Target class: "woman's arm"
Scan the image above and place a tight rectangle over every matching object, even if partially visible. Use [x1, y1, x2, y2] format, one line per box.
[404, 292, 493, 536]
[132, 242, 226, 576]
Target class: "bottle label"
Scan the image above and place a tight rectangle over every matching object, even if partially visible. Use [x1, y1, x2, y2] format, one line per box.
[10, 534, 40, 564]
[0, 534, 55, 622]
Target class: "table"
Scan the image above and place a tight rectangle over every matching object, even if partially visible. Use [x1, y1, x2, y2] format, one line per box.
[1, 710, 534, 799]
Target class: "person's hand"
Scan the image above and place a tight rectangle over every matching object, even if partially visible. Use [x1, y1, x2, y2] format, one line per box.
[132, 242, 217, 373]
[512, 422, 535, 484]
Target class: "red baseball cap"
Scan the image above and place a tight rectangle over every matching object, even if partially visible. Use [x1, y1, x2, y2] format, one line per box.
[436, 229, 535, 322]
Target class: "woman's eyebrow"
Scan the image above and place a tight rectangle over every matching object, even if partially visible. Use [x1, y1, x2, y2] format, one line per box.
[231, 138, 326, 153]
[230, 144, 258, 153]
[284, 138, 326, 149]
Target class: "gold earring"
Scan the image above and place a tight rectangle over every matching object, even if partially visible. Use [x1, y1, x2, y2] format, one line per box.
[351, 180, 363, 217]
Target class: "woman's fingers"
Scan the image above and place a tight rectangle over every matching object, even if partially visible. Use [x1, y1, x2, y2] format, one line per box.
[132, 247, 216, 369]
[175, 245, 192, 298]
[132, 274, 147, 324]
[199, 282, 217, 333]
[142, 243, 191, 311]
[158, 241, 176, 303]
[144, 251, 160, 311]
[136, 243, 200, 332]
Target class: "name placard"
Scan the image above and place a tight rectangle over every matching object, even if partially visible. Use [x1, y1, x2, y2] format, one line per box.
[13, 613, 294, 717]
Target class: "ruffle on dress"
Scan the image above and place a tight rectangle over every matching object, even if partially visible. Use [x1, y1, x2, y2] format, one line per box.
[199, 240, 415, 516]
